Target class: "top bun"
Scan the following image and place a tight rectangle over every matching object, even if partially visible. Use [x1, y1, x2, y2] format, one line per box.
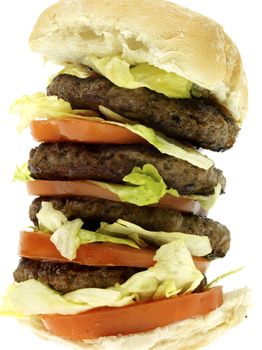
[29, 0, 248, 123]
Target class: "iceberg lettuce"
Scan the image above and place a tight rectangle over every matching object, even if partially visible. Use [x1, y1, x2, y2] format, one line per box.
[84, 56, 192, 98]
[0, 241, 203, 317]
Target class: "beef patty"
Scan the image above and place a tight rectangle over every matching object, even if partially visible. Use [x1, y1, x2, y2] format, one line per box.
[30, 196, 231, 259]
[28, 143, 225, 196]
[47, 74, 240, 151]
[14, 258, 207, 295]
[14, 258, 141, 294]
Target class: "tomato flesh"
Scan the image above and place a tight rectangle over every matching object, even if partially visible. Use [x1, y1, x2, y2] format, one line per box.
[41, 287, 223, 340]
[19, 232, 210, 271]
[30, 119, 146, 144]
[26, 180, 207, 215]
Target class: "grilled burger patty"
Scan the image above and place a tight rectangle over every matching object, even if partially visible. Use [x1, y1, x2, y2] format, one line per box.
[14, 258, 141, 294]
[47, 74, 240, 151]
[30, 197, 231, 259]
[14, 258, 207, 294]
[28, 143, 225, 196]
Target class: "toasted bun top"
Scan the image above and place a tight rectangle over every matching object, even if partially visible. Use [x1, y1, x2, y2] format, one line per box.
[29, 0, 248, 123]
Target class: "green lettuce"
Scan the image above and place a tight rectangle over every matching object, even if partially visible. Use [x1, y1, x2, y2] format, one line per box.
[51, 64, 91, 81]
[10, 92, 212, 169]
[99, 106, 213, 170]
[36, 202, 211, 260]
[36, 202, 68, 232]
[37, 202, 140, 260]
[84, 56, 192, 98]
[10, 93, 99, 132]
[15, 160, 219, 209]
[13, 163, 33, 182]
[96, 164, 166, 206]
[92, 164, 219, 209]
[98, 219, 212, 257]
[0, 240, 203, 317]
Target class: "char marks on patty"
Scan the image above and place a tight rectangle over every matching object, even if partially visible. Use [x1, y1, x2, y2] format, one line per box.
[47, 74, 240, 151]
[28, 143, 225, 196]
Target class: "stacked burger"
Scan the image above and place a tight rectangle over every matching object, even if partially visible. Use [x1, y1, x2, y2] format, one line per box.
[1, 1, 249, 349]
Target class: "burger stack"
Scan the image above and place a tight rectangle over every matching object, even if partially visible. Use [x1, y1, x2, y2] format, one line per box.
[0, 1, 249, 349]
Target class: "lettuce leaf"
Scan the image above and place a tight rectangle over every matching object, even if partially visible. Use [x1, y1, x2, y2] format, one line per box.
[10, 93, 99, 132]
[50, 219, 84, 260]
[37, 202, 140, 260]
[79, 229, 140, 249]
[0, 241, 203, 317]
[13, 163, 33, 182]
[99, 106, 213, 170]
[84, 56, 192, 98]
[98, 219, 212, 257]
[36, 202, 68, 232]
[10, 92, 212, 169]
[92, 164, 218, 209]
[36, 202, 211, 260]
[96, 164, 166, 206]
[15, 160, 219, 209]
[52, 64, 91, 80]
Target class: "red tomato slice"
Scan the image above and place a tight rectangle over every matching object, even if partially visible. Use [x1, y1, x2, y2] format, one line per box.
[26, 180, 206, 214]
[19, 231, 210, 271]
[30, 119, 146, 144]
[41, 287, 223, 340]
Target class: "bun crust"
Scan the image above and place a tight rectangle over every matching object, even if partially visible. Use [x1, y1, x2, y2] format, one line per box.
[29, 0, 247, 122]
[24, 288, 249, 350]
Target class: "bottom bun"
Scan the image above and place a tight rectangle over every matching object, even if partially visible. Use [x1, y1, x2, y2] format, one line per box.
[23, 288, 249, 350]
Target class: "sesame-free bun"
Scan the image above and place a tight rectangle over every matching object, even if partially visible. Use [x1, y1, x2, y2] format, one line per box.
[29, 0, 248, 123]
[25, 288, 249, 350]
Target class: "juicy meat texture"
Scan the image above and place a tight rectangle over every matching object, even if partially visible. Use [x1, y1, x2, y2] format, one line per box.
[14, 258, 207, 294]
[14, 258, 141, 294]
[28, 143, 225, 196]
[30, 197, 231, 259]
[47, 74, 240, 151]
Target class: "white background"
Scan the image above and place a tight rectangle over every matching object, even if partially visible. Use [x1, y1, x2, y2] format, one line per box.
[0, 0, 261, 349]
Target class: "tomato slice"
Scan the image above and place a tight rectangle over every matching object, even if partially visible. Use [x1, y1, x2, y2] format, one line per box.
[26, 180, 206, 214]
[30, 119, 146, 144]
[19, 232, 210, 272]
[41, 287, 223, 340]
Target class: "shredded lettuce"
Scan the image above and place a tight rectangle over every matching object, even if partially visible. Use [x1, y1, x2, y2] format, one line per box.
[79, 229, 140, 249]
[92, 164, 219, 209]
[10, 92, 212, 169]
[99, 106, 213, 170]
[52, 64, 91, 80]
[0, 240, 203, 317]
[207, 267, 243, 288]
[37, 202, 140, 260]
[36, 202, 68, 232]
[51, 219, 84, 260]
[184, 184, 222, 211]
[13, 163, 33, 182]
[15, 160, 219, 209]
[84, 56, 192, 98]
[98, 219, 212, 257]
[36, 202, 211, 260]
[95, 164, 166, 206]
[10, 93, 99, 132]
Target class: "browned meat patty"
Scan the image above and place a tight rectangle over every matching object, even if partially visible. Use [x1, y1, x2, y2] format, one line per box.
[13, 258, 141, 294]
[28, 143, 225, 196]
[30, 197, 231, 259]
[14, 258, 207, 294]
[47, 74, 240, 151]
